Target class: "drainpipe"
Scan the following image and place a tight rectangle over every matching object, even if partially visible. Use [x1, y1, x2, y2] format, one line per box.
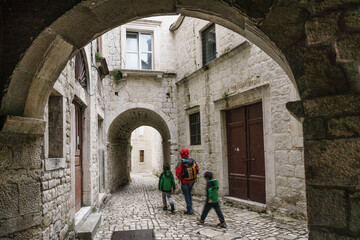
[169, 15, 185, 31]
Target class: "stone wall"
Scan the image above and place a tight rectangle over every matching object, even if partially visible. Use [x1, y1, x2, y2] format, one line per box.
[287, 95, 360, 238]
[40, 41, 106, 239]
[0, 131, 43, 239]
[174, 17, 306, 219]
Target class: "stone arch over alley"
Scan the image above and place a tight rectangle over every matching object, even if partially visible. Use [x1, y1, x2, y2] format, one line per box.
[1, 1, 360, 239]
[106, 107, 175, 192]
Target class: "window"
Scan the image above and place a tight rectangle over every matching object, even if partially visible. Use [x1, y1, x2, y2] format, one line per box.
[126, 32, 153, 70]
[96, 37, 102, 55]
[139, 150, 144, 162]
[48, 96, 64, 158]
[189, 112, 201, 145]
[201, 24, 216, 66]
[75, 50, 88, 89]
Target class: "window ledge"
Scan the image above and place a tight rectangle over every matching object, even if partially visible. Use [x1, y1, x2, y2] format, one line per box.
[121, 69, 176, 79]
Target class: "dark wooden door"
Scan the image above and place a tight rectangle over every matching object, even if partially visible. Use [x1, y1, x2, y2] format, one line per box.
[74, 102, 83, 212]
[226, 102, 265, 203]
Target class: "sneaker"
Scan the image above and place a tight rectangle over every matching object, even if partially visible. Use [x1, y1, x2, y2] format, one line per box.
[217, 222, 227, 228]
[163, 206, 168, 210]
[197, 218, 204, 225]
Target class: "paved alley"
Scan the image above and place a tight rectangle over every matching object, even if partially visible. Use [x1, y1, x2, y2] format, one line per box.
[94, 173, 308, 240]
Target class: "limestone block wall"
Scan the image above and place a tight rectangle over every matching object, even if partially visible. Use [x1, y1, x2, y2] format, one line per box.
[174, 17, 306, 219]
[103, 72, 178, 191]
[40, 41, 106, 239]
[0, 131, 43, 239]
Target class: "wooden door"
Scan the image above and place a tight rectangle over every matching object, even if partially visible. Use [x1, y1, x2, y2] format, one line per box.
[74, 102, 83, 212]
[226, 102, 265, 203]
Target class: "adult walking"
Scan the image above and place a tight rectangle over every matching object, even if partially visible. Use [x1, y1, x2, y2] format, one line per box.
[176, 148, 199, 215]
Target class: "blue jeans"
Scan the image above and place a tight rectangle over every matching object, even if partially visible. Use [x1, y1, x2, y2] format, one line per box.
[181, 182, 194, 213]
[200, 202, 225, 223]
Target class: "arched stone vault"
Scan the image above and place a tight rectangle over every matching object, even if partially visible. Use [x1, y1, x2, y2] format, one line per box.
[106, 108, 173, 192]
[1, 1, 360, 239]
[1, 1, 359, 119]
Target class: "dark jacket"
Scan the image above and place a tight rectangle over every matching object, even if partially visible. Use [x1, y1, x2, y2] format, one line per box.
[159, 170, 176, 192]
[206, 179, 219, 203]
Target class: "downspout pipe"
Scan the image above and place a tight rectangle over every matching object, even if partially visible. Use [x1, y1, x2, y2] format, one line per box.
[169, 15, 185, 31]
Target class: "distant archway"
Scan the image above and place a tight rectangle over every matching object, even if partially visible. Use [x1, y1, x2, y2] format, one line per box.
[107, 108, 173, 192]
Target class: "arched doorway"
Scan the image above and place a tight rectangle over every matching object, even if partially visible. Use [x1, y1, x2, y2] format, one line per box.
[106, 108, 174, 192]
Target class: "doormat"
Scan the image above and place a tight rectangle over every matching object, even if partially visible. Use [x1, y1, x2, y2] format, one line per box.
[111, 229, 155, 240]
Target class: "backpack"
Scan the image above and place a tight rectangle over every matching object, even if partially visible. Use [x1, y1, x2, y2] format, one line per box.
[181, 158, 197, 181]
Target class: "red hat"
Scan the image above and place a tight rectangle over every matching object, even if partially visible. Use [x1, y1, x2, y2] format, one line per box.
[180, 148, 189, 158]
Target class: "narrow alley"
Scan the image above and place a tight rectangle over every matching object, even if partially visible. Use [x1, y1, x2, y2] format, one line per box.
[94, 173, 308, 240]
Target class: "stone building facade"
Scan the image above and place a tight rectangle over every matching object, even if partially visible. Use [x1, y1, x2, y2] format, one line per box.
[95, 15, 306, 220]
[173, 17, 305, 218]
[42, 44, 107, 238]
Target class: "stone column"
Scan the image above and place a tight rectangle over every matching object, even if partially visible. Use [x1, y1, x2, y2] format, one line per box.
[0, 116, 45, 238]
[287, 95, 360, 239]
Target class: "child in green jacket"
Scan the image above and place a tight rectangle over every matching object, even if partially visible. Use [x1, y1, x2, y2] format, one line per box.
[158, 163, 176, 213]
[198, 171, 227, 228]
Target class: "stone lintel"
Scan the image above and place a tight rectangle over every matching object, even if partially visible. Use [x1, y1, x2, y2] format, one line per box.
[45, 158, 66, 171]
[1, 116, 46, 135]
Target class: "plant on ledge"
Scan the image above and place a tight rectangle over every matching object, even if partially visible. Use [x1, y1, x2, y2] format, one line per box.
[95, 52, 104, 61]
[113, 69, 123, 83]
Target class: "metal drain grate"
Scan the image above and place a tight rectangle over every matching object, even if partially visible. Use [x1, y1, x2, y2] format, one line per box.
[111, 229, 155, 240]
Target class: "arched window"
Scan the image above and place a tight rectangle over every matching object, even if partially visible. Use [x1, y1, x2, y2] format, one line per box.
[75, 50, 88, 89]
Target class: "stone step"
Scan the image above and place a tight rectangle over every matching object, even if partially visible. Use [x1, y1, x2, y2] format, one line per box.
[76, 213, 102, 240]
[223, 196, 266, 213]
[75, 206, 92, 231]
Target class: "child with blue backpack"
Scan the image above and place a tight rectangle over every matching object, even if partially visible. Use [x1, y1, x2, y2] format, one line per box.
[158, 163, 176, 213]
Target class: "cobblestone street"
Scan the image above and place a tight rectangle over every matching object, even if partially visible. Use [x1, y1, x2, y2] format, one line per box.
[94, 173, 308, 240]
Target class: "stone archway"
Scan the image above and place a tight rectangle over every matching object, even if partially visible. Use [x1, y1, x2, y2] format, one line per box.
[1, 1, 359, 239]
[106, 108, 173, 192]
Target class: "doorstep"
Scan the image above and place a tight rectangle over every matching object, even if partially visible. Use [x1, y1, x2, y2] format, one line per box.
[223, 196, 266, 212]
[77, 213, 102, 240]
[75, 206, 92, 231]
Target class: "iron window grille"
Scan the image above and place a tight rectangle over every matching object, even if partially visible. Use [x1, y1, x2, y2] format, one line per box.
[189, 112, 201, 145]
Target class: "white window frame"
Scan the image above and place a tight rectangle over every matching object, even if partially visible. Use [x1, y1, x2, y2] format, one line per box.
[120, 19, 161, 71]
[126, 31, 154, 70]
